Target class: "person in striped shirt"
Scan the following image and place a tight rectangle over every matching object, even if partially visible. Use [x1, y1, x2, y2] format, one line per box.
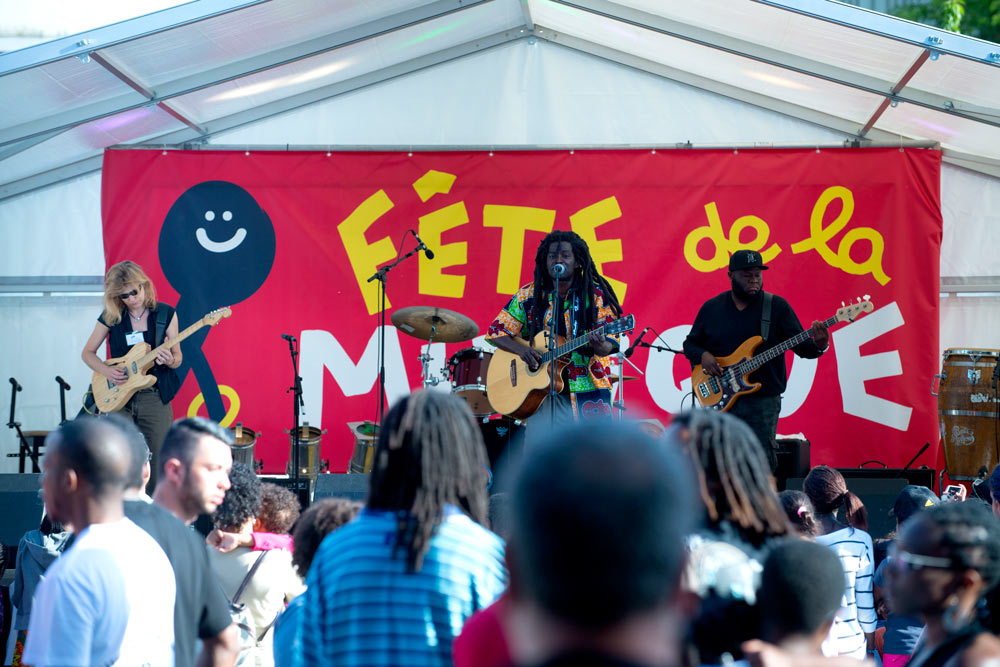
[296, 391, 507, 666]
[804, 465, 876, 660]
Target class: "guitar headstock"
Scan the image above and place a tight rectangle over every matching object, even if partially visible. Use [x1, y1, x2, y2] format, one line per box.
[607, 314, 635, 336]
[835, 297, 873, 324]
[203, 307, 232, 326]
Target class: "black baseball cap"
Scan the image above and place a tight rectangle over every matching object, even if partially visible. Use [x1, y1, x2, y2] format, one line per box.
[729, 249, 769, 272]
[890, 485, 938, 522]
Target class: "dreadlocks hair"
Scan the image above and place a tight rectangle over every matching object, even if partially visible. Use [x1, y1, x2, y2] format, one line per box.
[671, 410, 789, 547]
[803, 465, 868, 531]
[779, 490, 818, 537]
[919, 501, 1000, 594]
[528, 230, 623, 339]
[366, 391, 490, 572]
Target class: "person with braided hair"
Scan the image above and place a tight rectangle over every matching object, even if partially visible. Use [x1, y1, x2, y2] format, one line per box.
[485, 230, 623, 429]
[669, 409, 791, 665]
[298, 390, 506, 667]
[883, 501, 1000, 667]
[803, 464, 876, 659]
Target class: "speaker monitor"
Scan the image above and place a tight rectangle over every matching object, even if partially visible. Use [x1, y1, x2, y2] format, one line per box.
[313, 473, 370, 504]
[0, 474, 45, 566]
[775, 438, 810, 486]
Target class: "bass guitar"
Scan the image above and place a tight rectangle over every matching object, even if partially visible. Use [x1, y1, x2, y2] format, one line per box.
[691, 298, 873, 412]
[90, 307, 232, 413]
[486, 314, 635, 419]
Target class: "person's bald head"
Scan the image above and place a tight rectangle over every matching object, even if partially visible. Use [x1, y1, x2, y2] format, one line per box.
[46, 417, 131, 498]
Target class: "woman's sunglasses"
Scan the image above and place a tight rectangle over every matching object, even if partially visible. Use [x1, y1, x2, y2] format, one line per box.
[119, 288, 139, 300]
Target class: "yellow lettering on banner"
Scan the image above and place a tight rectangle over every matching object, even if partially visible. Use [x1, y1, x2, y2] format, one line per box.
[418, 202, 469, 298]
[684, 201, 782, 273]
[187, 385, 240, 427]
[790, 186, 890, 285]
[570, 197, 628, 303]
[337, 190, 397, 315]
[412, 170, 457, 202]
[483, 205, 555, 294]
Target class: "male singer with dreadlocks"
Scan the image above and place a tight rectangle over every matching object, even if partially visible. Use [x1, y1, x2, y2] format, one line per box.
[298, 391, 507, 667]
[485, 231, 624, 428]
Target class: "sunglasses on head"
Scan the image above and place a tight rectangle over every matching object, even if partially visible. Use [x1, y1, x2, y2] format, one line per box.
[889, 544, 955, 572]
[119, 288, 139, 300]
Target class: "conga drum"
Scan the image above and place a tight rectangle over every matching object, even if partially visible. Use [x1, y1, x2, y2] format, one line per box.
[228, 422, 259, 469]
[936, 349, 1000, 480]
[285, 424, 326, 478]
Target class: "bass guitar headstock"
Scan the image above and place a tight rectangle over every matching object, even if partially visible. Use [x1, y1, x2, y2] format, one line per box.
[835, 296, 874, 323]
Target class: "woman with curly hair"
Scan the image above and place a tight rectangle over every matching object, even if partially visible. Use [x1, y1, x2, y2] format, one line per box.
[207, 462, 304, 667]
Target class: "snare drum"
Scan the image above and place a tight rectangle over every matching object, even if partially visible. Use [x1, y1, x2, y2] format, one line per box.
[285, 425, 326, 478]
[448, 347, 494, 416]
[936, 348, 1000, 480]
[229, 422, 259, 469]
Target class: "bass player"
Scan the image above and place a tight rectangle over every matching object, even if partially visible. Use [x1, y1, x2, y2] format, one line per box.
[683, 249, 829, 472]
[82, 260, 182, 490]
[485, 231, 623, 437]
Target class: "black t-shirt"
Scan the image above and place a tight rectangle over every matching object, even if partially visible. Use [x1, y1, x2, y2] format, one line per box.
[124, 500, 232, 667]
[683, 290, 823, 397]
[99, 304, 181, 403]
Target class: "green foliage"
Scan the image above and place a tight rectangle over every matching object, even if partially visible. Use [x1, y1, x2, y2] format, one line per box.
[892, 0, 1000, 43]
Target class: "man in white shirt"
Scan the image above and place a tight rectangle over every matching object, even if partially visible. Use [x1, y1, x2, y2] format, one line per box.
[23, 417, 176, 667]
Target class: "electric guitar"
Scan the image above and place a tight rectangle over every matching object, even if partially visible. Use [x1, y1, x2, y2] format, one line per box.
[486, 314, 635, 419]
[691, 298, 873, 412]
[89, 307, 232, 413]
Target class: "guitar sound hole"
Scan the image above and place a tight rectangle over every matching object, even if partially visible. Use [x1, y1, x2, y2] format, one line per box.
[509, 360, 517, 387]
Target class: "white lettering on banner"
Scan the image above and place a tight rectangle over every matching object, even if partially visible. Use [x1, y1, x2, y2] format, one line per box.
[646, 325, 819, 416]
[646, 325, 695, 414]
[300, 327, 411, 429]
[780, 357, 818, 418]
[834, 301, 911, 431]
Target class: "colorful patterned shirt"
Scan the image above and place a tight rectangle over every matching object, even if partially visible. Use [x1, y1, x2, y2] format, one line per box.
[485, 282, 619, 393]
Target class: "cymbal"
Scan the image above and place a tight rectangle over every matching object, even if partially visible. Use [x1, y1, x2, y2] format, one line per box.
[391, 306, 479, 343]
[609, 374, 639, 383]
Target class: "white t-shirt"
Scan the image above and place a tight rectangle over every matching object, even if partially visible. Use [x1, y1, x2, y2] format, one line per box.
[23, 517, 176, 667]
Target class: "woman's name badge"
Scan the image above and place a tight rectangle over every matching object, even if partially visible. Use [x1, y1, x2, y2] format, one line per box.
[126, 331, 144, 345]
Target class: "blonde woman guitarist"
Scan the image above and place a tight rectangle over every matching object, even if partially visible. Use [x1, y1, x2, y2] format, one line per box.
[82, 260, 182, 489]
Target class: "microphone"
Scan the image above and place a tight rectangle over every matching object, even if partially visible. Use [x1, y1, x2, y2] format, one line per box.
[281, 334, 297, 342]
[55, 376, 71, 390]
[413, 231, 435, 260]
[9, 377, 22, 392]
[624, 328, 650, 358]
[552, 263, 567, 277]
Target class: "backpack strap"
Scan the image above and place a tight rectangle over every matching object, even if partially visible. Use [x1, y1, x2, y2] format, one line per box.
[761, 292, 773, 342]
[232, 551, 267, 605]
[154, 307, 170, 347]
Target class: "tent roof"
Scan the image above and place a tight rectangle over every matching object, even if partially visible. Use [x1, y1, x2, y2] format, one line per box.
[1, 0, 999, 202]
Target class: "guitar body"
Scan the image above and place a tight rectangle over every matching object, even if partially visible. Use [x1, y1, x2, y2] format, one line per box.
[486, 332, 569, 419]
[691, 336, 763, 412]
[91, 343, 158, 413]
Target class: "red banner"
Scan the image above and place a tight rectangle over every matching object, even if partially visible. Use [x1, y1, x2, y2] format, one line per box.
[101, 148, 942, 473]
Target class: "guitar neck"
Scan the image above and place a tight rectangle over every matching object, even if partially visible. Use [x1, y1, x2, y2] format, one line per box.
[541, 323, 608, 363]
[136, 318, 206, 368]
[742, 315, 836, 372]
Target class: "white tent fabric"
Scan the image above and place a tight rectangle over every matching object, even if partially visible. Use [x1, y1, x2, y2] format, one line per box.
[2, 4, 1000, 470]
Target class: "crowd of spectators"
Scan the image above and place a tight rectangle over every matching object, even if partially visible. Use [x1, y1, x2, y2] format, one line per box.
[8, 391, 1000, 667]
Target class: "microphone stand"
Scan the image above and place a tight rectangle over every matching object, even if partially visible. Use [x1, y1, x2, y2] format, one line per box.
[285, 337, 304, 493]
[6, 378, 39, 473]
[366, 238, 424, 428]
[56, 376, 71, 424]
[548, 273, 563, 430]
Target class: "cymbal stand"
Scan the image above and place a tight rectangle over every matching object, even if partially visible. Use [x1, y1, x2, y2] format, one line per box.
[418, 319, 443, 388]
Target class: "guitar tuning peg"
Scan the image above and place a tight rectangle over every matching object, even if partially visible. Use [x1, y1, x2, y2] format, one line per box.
[841, 301, 846, 307]
[863, 294, 870, 301]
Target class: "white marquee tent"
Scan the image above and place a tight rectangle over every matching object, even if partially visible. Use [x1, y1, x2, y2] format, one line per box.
[1, 0, 999, 470]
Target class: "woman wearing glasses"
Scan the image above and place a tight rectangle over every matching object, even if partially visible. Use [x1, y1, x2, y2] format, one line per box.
[883, 501, 1000, 667]
[82, 260, 182, 490]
